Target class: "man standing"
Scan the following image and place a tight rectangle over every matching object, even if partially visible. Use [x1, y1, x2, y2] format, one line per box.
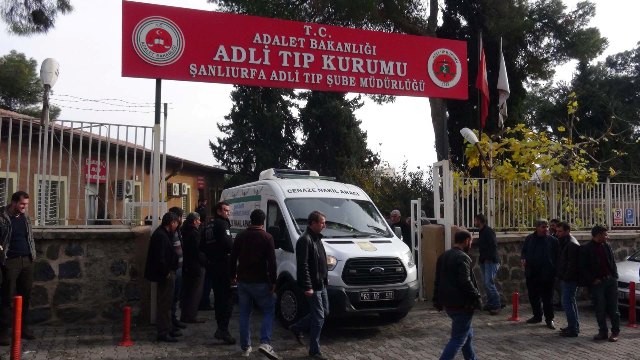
[180, 212, 206, 324]
[201, 201, 235, 344]
[167, 207, 187, 331]
[580, 225, 620, 342]
[389, 209, 411, 248]
[195, 198, 208, 223]
[229, 209, 279, 359]
[521, 219, 559, 329]
[433, 230, 481, 360]
[0, 191, 37, 345]
[474, 214, 501, 314]
[555, 221, 580, 337]
[290, 211, 329, 359]
[144, 212, 181, 342]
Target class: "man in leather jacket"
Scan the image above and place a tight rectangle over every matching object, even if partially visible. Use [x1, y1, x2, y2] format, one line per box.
[290, 211, 329, 359]
[555, 221, 580, 337]
[433, 230, 481, 360]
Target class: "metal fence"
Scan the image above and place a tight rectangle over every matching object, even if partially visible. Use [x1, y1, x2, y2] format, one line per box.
[452, 176, 640, 231]
[432, 160, 640, 232]
[0, 114, 163, 226]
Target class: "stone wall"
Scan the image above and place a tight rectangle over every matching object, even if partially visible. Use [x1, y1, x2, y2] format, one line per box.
[30, 226, 150, 324]
[467, 231, 640, 305]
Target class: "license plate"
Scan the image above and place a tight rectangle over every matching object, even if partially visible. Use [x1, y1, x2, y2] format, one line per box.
[360, 291, 394, 301]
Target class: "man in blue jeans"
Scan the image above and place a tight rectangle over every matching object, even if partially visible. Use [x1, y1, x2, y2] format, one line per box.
[433, 230, 481, 360]
[474, 214, 501, 314]
[290, 211, 329, 359]
[555, 221, 580, 337]
[229, 209, 279, 359]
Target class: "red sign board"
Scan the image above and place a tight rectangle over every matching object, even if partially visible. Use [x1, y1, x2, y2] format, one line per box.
[122, 1, 468, 99]
[197, 176, 205, 190]
[85, 158, 107, 184]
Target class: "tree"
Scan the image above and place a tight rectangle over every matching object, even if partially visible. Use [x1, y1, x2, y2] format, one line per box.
[210, 86, 299, 185]
[1, 0, 72, 34]
[525, 44, 640, 181]
[298, 91, 378, 179]
[0, 50, 61, 119]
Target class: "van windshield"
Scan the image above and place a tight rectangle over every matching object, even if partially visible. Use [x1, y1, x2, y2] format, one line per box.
[285, 198, 393, 238]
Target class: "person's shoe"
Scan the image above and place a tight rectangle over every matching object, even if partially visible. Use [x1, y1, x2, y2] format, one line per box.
[199, 305, 214, 311]
[482, 304, 491, 311]
[609, 331, 619, 342]
[488, 308, 500, 315]
[157, 334, 178, 342]
[526, 317, 542, 324]
[546, 320, 556, 330]
[289, 325, 304, 345]
[170, 329, 183, 337]
[309, 353, 328, 359]
[593, 332, 608, 341]
[240, 346, 252, 357]
[181, 317, 206, 324]
[21, 329, 35, 340]
[258, 343, 280, 360]
[560, 330, 578, 337]
[172, 319, 187, 329]
[214, 329, 236, 345]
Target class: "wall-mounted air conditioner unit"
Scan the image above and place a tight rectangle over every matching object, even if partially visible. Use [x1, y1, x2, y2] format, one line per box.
[180, 183, 189, 196]
[115, 179, 135, 199]
[168, 183, 180, 197]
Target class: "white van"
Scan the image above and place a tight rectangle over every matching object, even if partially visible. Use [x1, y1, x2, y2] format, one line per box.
[220, 168, 418, 325]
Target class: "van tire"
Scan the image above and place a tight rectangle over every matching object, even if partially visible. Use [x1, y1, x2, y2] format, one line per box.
[378, 310, 409, 322]
[277, 282, 307, 327]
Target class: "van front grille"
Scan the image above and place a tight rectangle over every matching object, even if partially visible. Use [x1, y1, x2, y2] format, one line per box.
[341, 257, 406, 286]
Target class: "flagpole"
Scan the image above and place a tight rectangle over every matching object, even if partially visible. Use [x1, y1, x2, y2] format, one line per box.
[477, 30, 483, 177]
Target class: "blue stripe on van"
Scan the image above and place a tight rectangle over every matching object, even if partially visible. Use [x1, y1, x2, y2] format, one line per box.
[226, 195, 261, 204]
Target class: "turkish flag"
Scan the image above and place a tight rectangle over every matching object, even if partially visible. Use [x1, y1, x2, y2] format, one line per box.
[476, 43, 489, 128]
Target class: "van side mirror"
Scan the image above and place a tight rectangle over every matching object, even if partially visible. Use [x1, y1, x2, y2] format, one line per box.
[268, 225, 294, 253]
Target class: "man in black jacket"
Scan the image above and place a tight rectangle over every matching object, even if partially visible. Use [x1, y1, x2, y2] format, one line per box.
[555, 222, 580, 337]
[389, 209, 411, 249]
[581, 225, 620, 342]
[200, 201, 235, 344]
[433, 230, 481, 360]
[474, 214, 501, 314]
[144, 211, 180, 342]
[290, 211, 329, 359]
[520, 219, 559, 329]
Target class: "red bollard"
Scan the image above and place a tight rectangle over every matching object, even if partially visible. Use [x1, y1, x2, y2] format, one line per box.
[119, 306, 134, 346]
[11, 295, 22, 360]
[628, 282, 638, 328]
[509, 291, 520, 322]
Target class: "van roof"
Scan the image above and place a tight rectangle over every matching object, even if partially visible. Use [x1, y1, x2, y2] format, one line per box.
[223, 177, 370, 201]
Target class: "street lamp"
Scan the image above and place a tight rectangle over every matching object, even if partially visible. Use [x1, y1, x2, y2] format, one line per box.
[460, 127, 491, 172]
[39, 58, 59, 224]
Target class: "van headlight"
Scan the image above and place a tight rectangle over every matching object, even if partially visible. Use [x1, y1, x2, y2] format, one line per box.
[402, 250, 415, 268]
[327, 255, 338, 271]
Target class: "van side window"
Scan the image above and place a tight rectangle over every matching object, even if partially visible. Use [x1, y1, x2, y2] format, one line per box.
[267, 200, 293, 252]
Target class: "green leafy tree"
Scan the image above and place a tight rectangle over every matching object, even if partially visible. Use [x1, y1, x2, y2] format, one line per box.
[210, 86, 299, 185]
[525, 44, 640, 181]
[0, 50, 61, 119]
[298, 91, 378, 179]
[1, 0, 72, 34]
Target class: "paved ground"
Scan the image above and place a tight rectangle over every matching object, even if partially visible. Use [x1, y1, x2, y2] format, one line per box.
[9, 301, 640, 359]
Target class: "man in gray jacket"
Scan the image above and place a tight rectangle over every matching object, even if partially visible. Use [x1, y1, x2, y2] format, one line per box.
[555, 222, 580, 337]
[0, 191, 37, 345]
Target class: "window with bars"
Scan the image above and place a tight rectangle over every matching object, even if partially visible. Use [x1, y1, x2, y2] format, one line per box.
[181, 186, 190, 220]
[36, 178, 66, 225]
[0, 175, 16, 206]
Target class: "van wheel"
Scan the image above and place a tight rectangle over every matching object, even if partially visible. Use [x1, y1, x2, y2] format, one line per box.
[379, 311, 409, 322]
[277, 282, 307, 327]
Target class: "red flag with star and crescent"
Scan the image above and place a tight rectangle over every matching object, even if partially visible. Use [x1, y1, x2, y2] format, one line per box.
[476, 39, 489, 128]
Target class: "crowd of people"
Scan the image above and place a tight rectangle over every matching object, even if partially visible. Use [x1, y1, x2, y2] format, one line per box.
[143, 201, 330, 359]
[433, 216, 622, 360]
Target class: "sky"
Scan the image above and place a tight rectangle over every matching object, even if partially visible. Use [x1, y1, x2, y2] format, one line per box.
[1, 0, 638, 173]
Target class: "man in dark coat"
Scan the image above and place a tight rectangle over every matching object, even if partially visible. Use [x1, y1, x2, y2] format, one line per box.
[521, 219, 559, 329]
[555, 221, 580, 337]
[290, 211, 329, 359]
[180, 212, 206, 323]
[0, 191, 37, 345]
[200, 201, 235, 344]
[144, 211, 180, 342]
[389, 209, 411, 249]
[433, 230, 481, 360]
[580, 225, 620, 342]
[474, 213, 501, 314]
